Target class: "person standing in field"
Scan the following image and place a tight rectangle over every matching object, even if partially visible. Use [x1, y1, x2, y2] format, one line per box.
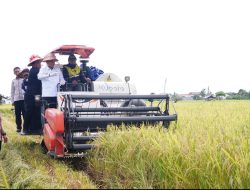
[38, 53, 65, 108]
[22, 55, 43, 135]
[0, 114, 8, 151]
[11, 67, 25, 133]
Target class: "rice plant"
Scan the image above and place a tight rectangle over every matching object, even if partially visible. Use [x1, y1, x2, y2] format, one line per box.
[0, 104, 96, 189]
[87, 100, 250, 189]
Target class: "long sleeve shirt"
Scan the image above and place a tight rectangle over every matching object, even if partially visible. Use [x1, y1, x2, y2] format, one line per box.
[38, 65, 65, 97]
[11, 78, 24, 103]
[25, 67, 42, 96]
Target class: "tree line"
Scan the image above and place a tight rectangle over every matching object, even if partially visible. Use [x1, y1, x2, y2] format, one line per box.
[172, 88, 250, 101]
[223, 89, 250, 100]
[0, 94, 10, 104]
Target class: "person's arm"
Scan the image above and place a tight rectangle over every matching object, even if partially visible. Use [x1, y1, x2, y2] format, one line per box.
[21, 80, 26, 92]
[0, 115, 7, 143]
[0, 115, 2, 129]
[1, 127, 7, 143]
[10, 80, 15, 104]
[80, 69, 91, 83]
[79, 70, 85, 83]
[37, 67, 52, 80]
[62, 66, 69, 83]
[58, 69, 65, 85]
[82, 69, 92, 83]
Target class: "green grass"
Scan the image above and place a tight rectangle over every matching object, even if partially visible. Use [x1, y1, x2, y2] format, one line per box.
[87, 100, 250, 189]
[0, 104, 96, 189]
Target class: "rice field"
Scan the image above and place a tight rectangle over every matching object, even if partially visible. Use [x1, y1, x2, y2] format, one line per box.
[87, 100, 250, 189]
[0, 100, 250, 189]
[0, 104, 96, 189]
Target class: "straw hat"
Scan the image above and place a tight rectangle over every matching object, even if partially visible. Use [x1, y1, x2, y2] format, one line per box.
[43, 52, 58, 62]
[28, 55, 43, 66]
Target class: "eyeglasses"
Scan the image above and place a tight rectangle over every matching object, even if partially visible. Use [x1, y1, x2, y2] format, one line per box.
[14, 70, 20, 73]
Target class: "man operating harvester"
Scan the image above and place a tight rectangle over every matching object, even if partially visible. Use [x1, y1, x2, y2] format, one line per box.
[38, 53, 65, 108]
[63, 54, 90, 91]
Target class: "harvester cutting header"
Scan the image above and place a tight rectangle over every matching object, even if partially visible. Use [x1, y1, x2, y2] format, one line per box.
[32, 45, 177, 158]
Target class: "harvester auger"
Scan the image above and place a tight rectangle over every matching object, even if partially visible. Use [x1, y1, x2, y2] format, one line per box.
[41, 45, 178, 158]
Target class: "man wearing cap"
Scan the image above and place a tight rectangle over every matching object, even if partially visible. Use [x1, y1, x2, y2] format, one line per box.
[38, 52, 65, 108]
[22, 55, 43, 135]
[11, 67, 25, 133]
[63, 54, 90, 91]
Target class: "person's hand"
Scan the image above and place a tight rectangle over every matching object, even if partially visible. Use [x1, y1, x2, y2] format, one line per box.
[49, 72, 58, 77]
[85, 77, 91, 83]
[72, 80, 78, 85]
[60, 80, 66, 85]
[3, 136, 8, 143]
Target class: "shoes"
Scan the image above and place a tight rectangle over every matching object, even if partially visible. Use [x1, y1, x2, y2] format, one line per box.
[16, 129, 21, 133]
[20, 130, 43, 136]
[20, 131, 28, 135]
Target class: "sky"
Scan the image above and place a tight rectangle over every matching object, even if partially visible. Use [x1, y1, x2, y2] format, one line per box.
[1, 0, 250, 96]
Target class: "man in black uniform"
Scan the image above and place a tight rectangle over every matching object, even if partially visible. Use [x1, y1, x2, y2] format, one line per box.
[22, 55, 42, 135]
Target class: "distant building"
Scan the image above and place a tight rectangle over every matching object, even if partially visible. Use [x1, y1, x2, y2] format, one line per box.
[189, 92, 200, 96]
[177, 92, 201, 101]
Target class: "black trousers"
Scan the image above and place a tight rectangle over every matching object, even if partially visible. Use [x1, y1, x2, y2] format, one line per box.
[14, 100, 25, 130]
[42, 97, 57, 109]
[23, 95, 42, 132]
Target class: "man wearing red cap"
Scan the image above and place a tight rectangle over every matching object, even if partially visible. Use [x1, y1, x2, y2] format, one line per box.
[22, 55, 43, 135]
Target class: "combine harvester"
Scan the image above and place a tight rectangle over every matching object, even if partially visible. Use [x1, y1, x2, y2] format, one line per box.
[37, 45, 177, 158]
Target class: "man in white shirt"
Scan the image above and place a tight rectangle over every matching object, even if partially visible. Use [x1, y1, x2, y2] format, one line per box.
[11, 67, 25, 132]
[38, 53, 65, 108]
